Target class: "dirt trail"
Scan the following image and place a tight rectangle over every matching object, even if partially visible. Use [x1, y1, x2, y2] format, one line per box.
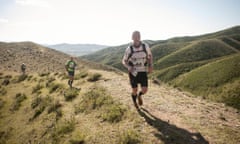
[95, 70, 240, 144]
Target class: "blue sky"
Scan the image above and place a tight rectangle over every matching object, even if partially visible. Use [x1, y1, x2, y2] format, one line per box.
[0, 0, 239, 45]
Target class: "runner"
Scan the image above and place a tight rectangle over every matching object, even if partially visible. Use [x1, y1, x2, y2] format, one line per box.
[122, 31, 153, 109]
[65, 57, 77, 88]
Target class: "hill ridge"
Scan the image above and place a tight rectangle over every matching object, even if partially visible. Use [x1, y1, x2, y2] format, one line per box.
[217, 38, 240, 52]
[0, 41, 120, 74]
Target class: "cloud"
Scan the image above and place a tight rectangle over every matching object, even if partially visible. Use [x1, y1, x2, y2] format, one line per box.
[16, 0, 51, 8]
[0, 18, 9, 23]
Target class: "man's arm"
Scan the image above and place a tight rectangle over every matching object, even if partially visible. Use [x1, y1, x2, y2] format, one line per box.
[146, 45, 153, 73]
[65, 61, 69, 71]
[74, 61, 77, 70]
[122, 47, 132, 72]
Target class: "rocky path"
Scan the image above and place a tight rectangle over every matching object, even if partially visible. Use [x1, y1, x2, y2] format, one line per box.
[96, 70, 240, 144]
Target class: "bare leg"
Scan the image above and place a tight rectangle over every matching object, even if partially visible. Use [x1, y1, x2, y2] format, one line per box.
[132, 87, 139, 109]
[138, 87, 148, 106]
[68, 76, 74, 88]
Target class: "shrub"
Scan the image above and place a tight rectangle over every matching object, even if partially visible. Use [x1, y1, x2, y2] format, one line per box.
[2, 79, 10, 86]
[27, 75, 33, 81]
[58, 118, 75, 134]
[4, 75, 12, 79]
[31, 105, 46, 120]
[31, 77, 38, 82]
[0, 129, 11, 144]
[46, 77, 56, 87]
[39, 72, 50, 77]
[0, 99, 5, 109]
[61, 73, 69, 80]
[48, 100, 62, 114]
[32, 83, 44, 94]
[75, 86, 112, 113]
[69, 139, 85, 144]
[0, 87, 7, 96]
[55, 109, 63, 121]
[31, 96, 43, 109]
[75, 85, 127, 123]
[69, 130, 86, 144]
[30, 95, 52, 121]
[75, 70, 88, 80]
[64, 88, 79, 101]
[51, 117, 76, 143]
[17, 74, 28, 82]
[10, 93, 27, 111]
[118, 129, 141, 144]
[101, 103, 126, 123]
[87, 73, 102, 82]
[49, 83, 64, 93]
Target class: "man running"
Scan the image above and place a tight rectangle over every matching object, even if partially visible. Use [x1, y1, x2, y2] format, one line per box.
[122, 31, 153, 109]
[65, 57, 77, 88]
[21, 63, 26, 75]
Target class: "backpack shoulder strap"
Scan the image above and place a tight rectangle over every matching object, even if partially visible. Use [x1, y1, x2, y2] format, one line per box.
[127, 43, 148, 60]
[142, 43, 147, 55]
[127, 45, 134, 61]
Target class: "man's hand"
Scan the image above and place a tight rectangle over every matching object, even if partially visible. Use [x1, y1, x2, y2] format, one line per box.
[128, 66, 134, 73]
[148, 66, 153, 73]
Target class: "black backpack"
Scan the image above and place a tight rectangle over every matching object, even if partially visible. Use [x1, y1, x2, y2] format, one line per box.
[127, 43, 147, 61]
[127, 43, 148, 66]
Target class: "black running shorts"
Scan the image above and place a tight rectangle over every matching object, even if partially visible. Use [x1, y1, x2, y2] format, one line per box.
[129, 72, 148, 88]
[68, 71, 75, 77]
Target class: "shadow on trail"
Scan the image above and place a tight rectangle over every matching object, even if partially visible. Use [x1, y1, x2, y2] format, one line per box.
[137, 108, 209, 144]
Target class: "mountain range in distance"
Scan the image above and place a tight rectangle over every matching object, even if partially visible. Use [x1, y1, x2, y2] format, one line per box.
[46, 43, 109, 56]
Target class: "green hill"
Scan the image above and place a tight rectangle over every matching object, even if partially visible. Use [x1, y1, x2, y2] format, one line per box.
[172, 53, 240, 109]
[82, 40, 157, 71]
[82, 26, 240, 109]
[153, 60, 210, 82]
[154, 39, 237, 70]
[82, 26, 240, 71]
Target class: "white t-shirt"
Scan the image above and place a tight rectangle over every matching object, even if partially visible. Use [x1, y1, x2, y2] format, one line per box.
[122, 42, 152, 72]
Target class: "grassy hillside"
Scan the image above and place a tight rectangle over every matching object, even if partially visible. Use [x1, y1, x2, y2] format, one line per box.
[0, 42, 151, 143]
[151, 42, 190, 62]
[153, 60, 210, 82]
[0, 70, 150, 144]
[172, 53, 240, 109]
[1, 70, 240, 144]
[0, 41, 75, 73]
[82, 26, 240, 72]
[82, 40, 157, 71]
[82, 26, 240, 109]
[154, 39, 237, 69]
[167, 25, 240, 43]
[82, 44, 128, 71]
[0, 41, 120, 74]
[219, 36, 240, 51]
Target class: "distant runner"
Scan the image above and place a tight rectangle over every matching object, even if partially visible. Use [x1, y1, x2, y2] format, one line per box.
[65, 57, 77, 88]
[122, 31, 153, 109]
[21, 63, 26, 75]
